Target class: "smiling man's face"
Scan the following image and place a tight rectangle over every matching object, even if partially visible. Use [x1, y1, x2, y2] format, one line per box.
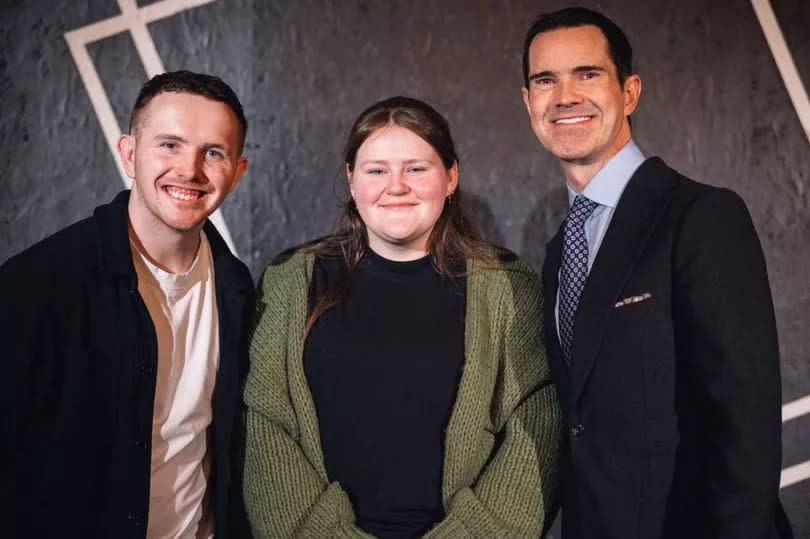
[118, 91, 247, 239]
[522, 24, 640, 169]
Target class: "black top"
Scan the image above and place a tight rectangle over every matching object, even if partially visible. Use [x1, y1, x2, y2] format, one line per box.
[304, 248, 466, 538]
[0, 191, 255, 538]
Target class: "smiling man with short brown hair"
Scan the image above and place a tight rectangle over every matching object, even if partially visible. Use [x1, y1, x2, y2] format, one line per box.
[2, 70, 254, 538]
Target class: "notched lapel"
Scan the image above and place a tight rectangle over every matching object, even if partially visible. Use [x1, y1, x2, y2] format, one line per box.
[568, 158, 678, 405]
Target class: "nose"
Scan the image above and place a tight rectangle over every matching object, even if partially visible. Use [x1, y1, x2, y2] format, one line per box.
[556, 77, 582, 108]
[176, 150, 203, 181]
[385, 169, 409, 195]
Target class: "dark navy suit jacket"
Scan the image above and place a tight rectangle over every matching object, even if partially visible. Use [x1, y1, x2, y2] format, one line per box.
[543, 158, 792, 539]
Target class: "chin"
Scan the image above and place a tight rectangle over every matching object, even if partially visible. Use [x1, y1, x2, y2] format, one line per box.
[381, 232, 418, 244]
[550, 145, 596, 163]
[162, 214, 208, 233]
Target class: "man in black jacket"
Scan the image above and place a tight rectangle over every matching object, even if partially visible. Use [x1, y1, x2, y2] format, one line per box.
[521, 7, 792, 539]
[1, 70, 254, 538]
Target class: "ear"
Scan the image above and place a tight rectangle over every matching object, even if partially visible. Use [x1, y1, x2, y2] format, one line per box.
[117, 134, 136, 179]
[446, 161, 459, 196]
[227, 156, 248, 193]
[521, 86, 531, 116]
[623, 74, 642, 116]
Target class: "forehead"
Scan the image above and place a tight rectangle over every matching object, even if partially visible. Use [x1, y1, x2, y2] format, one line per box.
[136, 92, 241, 143]
[528, 25, 613, 72]
[357, 125, 438, 158]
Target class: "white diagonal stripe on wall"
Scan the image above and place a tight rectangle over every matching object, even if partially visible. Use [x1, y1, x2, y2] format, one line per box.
[64, 31, 130, 187]
[751, 0, 810, 144]
[781, 395, 810, 488]
[781, 460, 810, 489]
[117, 0, 166, 78]
[64, 0, 238, 256]
[783, 394, 810, 423]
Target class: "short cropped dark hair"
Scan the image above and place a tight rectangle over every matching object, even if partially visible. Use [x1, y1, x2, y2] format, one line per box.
[128, 70, 248, 151]
[522, 7, 633, 88]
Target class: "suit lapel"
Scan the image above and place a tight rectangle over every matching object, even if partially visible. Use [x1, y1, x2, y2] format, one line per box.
[568, 157, 679, 405]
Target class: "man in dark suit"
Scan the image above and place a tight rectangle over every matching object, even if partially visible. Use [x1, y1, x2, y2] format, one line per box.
[520, 7, 792, 539]
[1, 71, 254, 538]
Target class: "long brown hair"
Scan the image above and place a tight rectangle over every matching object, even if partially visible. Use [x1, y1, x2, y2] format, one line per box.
[303, 96, 496, 337]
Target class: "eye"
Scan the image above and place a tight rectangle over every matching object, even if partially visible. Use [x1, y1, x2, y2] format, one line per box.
[581, 71, 600, 80]
[533, 77, 554, 88]
[407, 165, 427, 173]
[206, 148, 225, 160]
[366, 168, 386, 175]
[161, 141, 177, 150]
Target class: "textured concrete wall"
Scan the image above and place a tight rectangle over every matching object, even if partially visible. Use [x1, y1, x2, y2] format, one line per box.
[1, 0, 808, 534]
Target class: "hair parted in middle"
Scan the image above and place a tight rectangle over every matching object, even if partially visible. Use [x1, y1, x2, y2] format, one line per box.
[301, 96, 498, 336]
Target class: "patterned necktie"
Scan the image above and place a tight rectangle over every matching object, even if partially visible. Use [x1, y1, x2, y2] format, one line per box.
[559, 195, 598, 366]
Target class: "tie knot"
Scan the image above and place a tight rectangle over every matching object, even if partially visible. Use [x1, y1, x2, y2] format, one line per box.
[568, 195, 598, 225]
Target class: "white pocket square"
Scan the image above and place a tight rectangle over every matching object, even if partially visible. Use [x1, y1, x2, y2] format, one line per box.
[614, 292, 652, 308]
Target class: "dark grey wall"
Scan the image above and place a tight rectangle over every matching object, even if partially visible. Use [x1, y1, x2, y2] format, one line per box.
[1, 0, 808, 535]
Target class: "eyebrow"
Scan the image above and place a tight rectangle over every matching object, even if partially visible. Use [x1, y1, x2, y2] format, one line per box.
[152, 134, 187, 144]
[529, 70, 556, 82]
[573, 65, 606, 74]
[529, 65, 607, 81]
[153, 134, 229, 150]
[359, 158, 431, 166]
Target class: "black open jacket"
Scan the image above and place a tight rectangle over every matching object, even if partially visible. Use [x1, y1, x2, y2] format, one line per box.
[1, 191, 255, 538]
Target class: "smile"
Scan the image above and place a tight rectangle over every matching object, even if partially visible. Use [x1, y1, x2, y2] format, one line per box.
[380, 203, 417, 209]
[164, 186, 203, 201]
[553, 116, 593, 125]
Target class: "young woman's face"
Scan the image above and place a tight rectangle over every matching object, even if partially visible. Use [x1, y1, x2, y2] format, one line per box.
[348, 125, 457, 261]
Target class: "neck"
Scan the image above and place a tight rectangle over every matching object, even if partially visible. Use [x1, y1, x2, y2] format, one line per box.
[561, 130, 632, 193]
[368, 239, 429, 262]
[128, 214, 201, 275]
[560, 160, 607, 193]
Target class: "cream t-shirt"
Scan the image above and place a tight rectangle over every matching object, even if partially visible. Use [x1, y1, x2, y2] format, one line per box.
[131, 231, 219, 539]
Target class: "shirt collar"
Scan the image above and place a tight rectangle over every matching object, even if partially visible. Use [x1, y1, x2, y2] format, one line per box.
[567, 139, 646, 208]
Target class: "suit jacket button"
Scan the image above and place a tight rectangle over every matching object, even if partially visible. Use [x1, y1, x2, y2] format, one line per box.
[570, 424, 585, 438]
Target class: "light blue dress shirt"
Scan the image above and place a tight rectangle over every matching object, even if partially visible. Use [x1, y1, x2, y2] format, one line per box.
[555, 139, 646, 337]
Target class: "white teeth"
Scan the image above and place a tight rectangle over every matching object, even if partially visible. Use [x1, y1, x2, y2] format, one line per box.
[554, 116, 591, 124]
[165, 187, 200, 201]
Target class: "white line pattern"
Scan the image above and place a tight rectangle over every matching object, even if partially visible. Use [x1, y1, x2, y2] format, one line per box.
[783, 395, 810, 423]
[64, 0, 237, 255]
[781, 460, 810, 489]
[751, 0, 810, 144]
[752, 0, 810, 491]
[780, 396, 810, 489]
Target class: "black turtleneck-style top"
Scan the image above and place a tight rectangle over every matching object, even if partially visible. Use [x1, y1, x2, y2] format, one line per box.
[303, 248, 466, 538]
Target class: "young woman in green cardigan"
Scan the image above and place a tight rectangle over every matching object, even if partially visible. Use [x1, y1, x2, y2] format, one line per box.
[244, 97, 561, 538]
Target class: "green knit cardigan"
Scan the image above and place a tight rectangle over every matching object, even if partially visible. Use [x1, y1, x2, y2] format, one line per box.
[244, 250, 561, 538]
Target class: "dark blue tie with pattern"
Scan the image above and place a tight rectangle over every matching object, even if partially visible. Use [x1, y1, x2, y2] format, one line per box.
[559, 195, 599, 367]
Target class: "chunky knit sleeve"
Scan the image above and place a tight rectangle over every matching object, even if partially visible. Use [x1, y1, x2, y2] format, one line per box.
[425, 259, 562, 538]
[243, 254, 373, 538]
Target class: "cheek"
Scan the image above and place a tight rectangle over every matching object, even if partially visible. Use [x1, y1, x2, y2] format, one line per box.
[412, 175, 449, 200]
[138, 151, 171, 175]
[206, 163, 237, 188]
[351, 179, 385, 206]
[529, 97, 550, 120]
